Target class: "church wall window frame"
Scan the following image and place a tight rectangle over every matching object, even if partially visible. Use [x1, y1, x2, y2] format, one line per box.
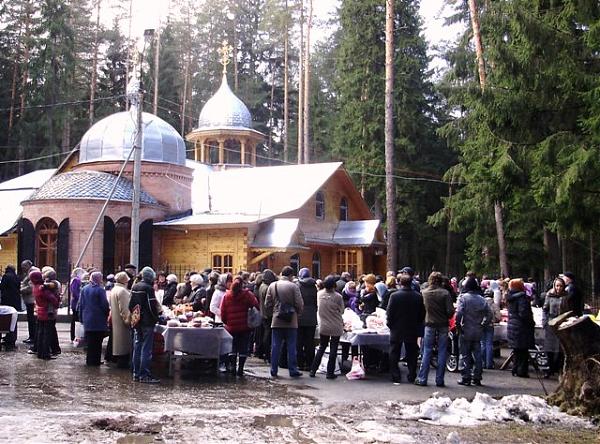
[212, 253, 234, 274]
[312, 251, 321, 279]
[290, 253, 300, 276]
[114, 217, 132, 271]
[315, 191, 325, 220]
[35, 217, 58, 269]
[340, 197, 348, 221]
[336, 249, 358, 278]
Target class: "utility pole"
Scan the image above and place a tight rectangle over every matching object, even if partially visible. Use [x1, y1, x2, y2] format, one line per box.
[129, 29, 154, 268]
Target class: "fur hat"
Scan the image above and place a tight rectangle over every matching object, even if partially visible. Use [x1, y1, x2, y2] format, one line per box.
[166, 274, 178, 284]
[141, 266, 156, 283]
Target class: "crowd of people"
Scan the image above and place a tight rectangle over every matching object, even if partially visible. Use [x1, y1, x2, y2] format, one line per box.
[0, 260, 586, 387]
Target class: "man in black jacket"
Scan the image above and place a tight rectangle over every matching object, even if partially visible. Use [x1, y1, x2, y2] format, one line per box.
[296, 268, 317, 370]
[130, 266, 161, 383]
[387, 275, 425, 383]
[0, 265, 22, 350]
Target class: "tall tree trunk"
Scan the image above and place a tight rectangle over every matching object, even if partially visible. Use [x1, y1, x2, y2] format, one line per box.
[543, 228, 560, 282]
[297, 0, 304, 164]
[153, 21, 161, 115]
[18, 2, 32, 176]
[468, 0, 509, 276]
[445, 173, 455, 275]
[283, 0, 289, 163]
[384, 0, 397, 273]
[89, 0, 101, 124]
[302, 0, 312, 164]
[125, 0, 133, 110]
[7, 58, 19, 144]
[590, 232, 596, 299]
[268, 61, 275, 164]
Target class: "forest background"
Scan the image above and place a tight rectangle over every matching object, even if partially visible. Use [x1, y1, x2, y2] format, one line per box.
[1, 0, 599, 308]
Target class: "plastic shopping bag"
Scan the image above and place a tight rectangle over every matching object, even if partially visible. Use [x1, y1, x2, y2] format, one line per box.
[73, 322, 86, 348]
[317, 346, 342, 375]
[346, 357, 365, 380]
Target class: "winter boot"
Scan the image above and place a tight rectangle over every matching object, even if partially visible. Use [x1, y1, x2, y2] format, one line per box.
[237, 356, 247, 376]
[227, 354, 237, 375]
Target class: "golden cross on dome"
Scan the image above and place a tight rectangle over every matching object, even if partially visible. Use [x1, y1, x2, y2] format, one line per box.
[217, 40, 233, 75]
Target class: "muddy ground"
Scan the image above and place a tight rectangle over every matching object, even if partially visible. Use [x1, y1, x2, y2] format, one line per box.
[0, 322, 597, 443]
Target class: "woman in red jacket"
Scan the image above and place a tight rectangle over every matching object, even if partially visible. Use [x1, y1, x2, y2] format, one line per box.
[30, 271, 61, 360]
[221, 277, 259, 376]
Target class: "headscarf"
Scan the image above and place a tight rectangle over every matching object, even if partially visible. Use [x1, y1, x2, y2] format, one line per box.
[115, 271, 130, 285]
[298, 267, 310, 279]
[90, 271, 103, 286]
[167, 274, 178, 284]
[71, 267, 85, 279]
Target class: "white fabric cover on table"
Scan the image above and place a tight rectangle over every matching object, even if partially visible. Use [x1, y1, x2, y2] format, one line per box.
[156, 325, 232, 358]
[0, 306, 18, 332]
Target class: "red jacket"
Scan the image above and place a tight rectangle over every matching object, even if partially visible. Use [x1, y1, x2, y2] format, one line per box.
[31, 272, 60, 321]
[221, 289, 259, 334]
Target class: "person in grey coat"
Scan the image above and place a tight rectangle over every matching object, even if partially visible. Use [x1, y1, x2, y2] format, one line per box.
[264, 266, 304, 378]
[309, 275, 344, 379]
[543, 277, 566, 377]
[456, 278, 492, 386]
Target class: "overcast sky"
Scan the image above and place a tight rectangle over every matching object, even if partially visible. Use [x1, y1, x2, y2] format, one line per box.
[104, 0, 462, 71]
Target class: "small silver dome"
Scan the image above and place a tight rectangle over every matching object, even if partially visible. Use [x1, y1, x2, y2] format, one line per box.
[198, 75, 252, 129]
[79, 111, 186, 166]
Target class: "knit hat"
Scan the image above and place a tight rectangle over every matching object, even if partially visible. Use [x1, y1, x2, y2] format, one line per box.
[90, 271, 103, 286]
[42, 266, 57, 281]
[141, 266, 156, 283]
[166, 274, 178, 284]
[462, 277, 480, 293]
[115, 271, 130, 285]
[298, 267, 310, 279]
[29, 270, 43, 285]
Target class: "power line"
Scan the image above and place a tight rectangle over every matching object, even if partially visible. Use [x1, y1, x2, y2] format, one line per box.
[0, 95, 126, 113]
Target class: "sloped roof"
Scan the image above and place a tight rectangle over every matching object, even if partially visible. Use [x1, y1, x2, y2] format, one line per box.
[27, 171, 159, 205]
[192, 161, 343, 217]
[332, 220, 382, 246]
[250, 218, 302, 249]
[0, 169, 56, 235]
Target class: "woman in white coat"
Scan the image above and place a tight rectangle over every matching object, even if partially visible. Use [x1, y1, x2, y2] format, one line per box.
[109, 272, 132, 368]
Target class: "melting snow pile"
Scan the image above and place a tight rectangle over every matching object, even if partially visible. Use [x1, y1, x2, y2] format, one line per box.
[397, 393, 592, 427]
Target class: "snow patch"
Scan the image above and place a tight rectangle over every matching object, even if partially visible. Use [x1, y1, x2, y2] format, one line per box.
[355, 420, 416, 443]
[398, 393, 592, 427]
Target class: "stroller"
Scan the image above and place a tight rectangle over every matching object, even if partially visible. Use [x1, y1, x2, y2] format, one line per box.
[420, 315, 462, 372]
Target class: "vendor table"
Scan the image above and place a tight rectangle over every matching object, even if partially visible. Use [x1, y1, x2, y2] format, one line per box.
[341, 329, 390, 353]
[0, 306, 18, 334]
[155, 325, 233, 376]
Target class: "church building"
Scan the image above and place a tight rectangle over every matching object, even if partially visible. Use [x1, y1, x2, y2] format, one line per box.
[0, 61, 386, 281]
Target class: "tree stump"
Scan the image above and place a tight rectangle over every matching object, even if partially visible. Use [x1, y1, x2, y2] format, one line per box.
[547, 311, 600, 417]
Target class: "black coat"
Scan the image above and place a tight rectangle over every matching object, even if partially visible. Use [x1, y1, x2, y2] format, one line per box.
[506, 290, 535, 350]
[386, 288, 425, 342]
[162, 281, 178, 307]
[297, 278, 318, 327]
[0, 268, 22, 310]
[561, 283, 584, 317]
[129, 280, 161, 330]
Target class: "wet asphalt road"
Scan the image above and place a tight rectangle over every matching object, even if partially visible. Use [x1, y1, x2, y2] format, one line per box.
[0, 321, 565, 443]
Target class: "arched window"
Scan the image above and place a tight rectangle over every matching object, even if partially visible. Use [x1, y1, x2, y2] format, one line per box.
[312, 252, 321, 279]
[114, 217, 131, 270]
[290, 253, 300, 276]
[36, 217, 58, 268]
[340, 197, 348, 221]
[315, 191, 325, 220]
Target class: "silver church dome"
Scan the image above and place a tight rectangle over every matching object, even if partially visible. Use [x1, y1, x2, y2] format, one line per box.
[79, 111, 186, 166]
[197, 75, 252, 129]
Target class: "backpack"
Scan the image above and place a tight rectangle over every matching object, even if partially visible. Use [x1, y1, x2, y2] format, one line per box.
[130, 303, 141, 328]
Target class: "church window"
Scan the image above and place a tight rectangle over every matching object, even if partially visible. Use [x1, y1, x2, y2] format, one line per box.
[36, 217, 58, 269]
[290, 253, 300, 276]
[340, 197, 348, 221]
[114, 217, 131, 270]
[213, 253, 234, 274]
[312, 252, 321, 279]
[336, 250, 357, 278]
[315, 191, 325, 220]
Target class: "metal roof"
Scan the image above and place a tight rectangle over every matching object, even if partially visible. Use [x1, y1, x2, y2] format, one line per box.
[26, 171, 159, 205]
[79, 110, 186, 166]
[250, 218, 301, 249]
[333, 220, 381, 246]
[197, 75, 252, 130]
[194, 162, 343, 216]
[155, 213, 262, 227]
[0, 169, 56, 235]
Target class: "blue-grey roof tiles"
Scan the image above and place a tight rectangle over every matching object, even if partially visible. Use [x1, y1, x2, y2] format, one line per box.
[27, 171, 159, 205]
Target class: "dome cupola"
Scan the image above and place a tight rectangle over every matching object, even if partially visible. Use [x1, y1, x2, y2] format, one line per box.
[198, 74, 253, 130]
[78, 111, 186, 166]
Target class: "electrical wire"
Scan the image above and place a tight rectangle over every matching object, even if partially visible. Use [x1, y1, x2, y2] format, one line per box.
[0, 94, 127, 113]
